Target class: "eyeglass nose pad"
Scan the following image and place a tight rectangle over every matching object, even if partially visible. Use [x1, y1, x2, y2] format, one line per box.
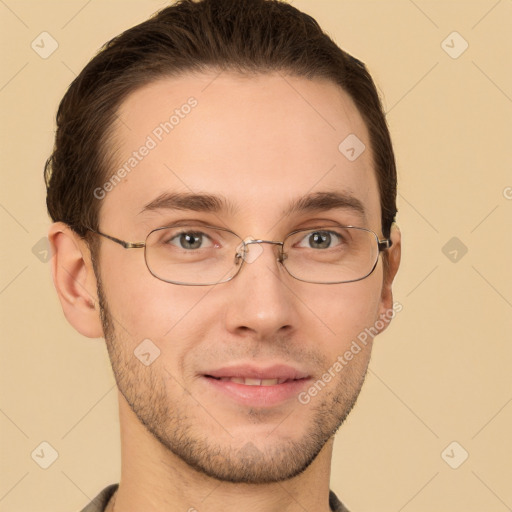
[234, 246, 245, 265]
[278, 251, 288, 264]
[235, 237, 265, 264]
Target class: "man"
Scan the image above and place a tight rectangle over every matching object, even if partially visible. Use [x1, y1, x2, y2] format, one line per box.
[45, 0, 401, 510]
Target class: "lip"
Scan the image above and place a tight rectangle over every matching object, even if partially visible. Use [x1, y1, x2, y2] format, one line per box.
[201, 364, 311, 408]
[204, 364, 310, 381]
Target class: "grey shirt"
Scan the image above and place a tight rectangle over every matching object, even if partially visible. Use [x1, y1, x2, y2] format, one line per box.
[80, 484, 350, 512]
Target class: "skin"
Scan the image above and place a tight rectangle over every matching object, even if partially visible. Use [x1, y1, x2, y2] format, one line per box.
[49, 71, 401, 512]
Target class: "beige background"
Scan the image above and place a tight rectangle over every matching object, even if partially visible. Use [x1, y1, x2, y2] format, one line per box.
[1, 0, 511, 510]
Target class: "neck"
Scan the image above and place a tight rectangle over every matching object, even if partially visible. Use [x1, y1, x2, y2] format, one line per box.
[110, 392, 334, 512]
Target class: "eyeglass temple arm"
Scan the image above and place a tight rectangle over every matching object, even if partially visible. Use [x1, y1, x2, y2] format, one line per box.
[89, 229, 145, 249]
[378, 238, 393, 252]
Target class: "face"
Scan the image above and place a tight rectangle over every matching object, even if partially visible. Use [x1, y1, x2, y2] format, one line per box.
[94, 71, 392, 483]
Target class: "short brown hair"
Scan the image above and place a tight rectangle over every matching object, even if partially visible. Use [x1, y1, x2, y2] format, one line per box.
[45, 0, 397, 241]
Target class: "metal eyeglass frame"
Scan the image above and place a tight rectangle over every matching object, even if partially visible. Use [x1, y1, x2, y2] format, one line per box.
[87, 225, 393, 286]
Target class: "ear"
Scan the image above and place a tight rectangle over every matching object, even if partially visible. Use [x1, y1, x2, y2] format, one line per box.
[48, 222, 104, 338]
[376, 222, 401, 333]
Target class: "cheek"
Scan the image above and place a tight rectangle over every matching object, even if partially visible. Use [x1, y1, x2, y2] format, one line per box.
[311, 267, 383, 349]
[99, 253, 214, 342]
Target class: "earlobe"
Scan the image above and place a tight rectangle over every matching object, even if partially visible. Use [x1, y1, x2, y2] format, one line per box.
[376, 222, 401, 333]
[48, 222, 104, 338]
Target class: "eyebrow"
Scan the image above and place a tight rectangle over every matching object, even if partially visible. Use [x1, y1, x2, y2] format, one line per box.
[139, 190, 366, 220]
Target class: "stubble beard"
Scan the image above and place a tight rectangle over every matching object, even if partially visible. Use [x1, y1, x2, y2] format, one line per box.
[94, 268, 370, 485]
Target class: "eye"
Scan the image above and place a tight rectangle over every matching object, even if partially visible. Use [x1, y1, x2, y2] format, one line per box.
[167, 230, 215, 250]
[296, 230, 344, 250]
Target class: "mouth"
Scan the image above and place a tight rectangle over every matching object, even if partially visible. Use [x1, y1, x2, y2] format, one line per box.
[201, 364, 311, 407]
[206, 376, 296, 386]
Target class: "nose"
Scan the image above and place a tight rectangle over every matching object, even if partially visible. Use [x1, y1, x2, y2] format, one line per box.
[224, 241, 299, 340]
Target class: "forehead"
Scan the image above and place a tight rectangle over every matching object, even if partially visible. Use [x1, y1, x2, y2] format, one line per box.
[100, 71, 381, 234]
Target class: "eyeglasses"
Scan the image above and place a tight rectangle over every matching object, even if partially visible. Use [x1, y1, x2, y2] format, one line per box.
[88, 223, 392, 286]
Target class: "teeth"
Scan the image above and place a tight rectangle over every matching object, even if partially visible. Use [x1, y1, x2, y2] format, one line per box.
[244, 378, 262, 386]
[217, 377, 286, 386]
[262, 379, 279, 386]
